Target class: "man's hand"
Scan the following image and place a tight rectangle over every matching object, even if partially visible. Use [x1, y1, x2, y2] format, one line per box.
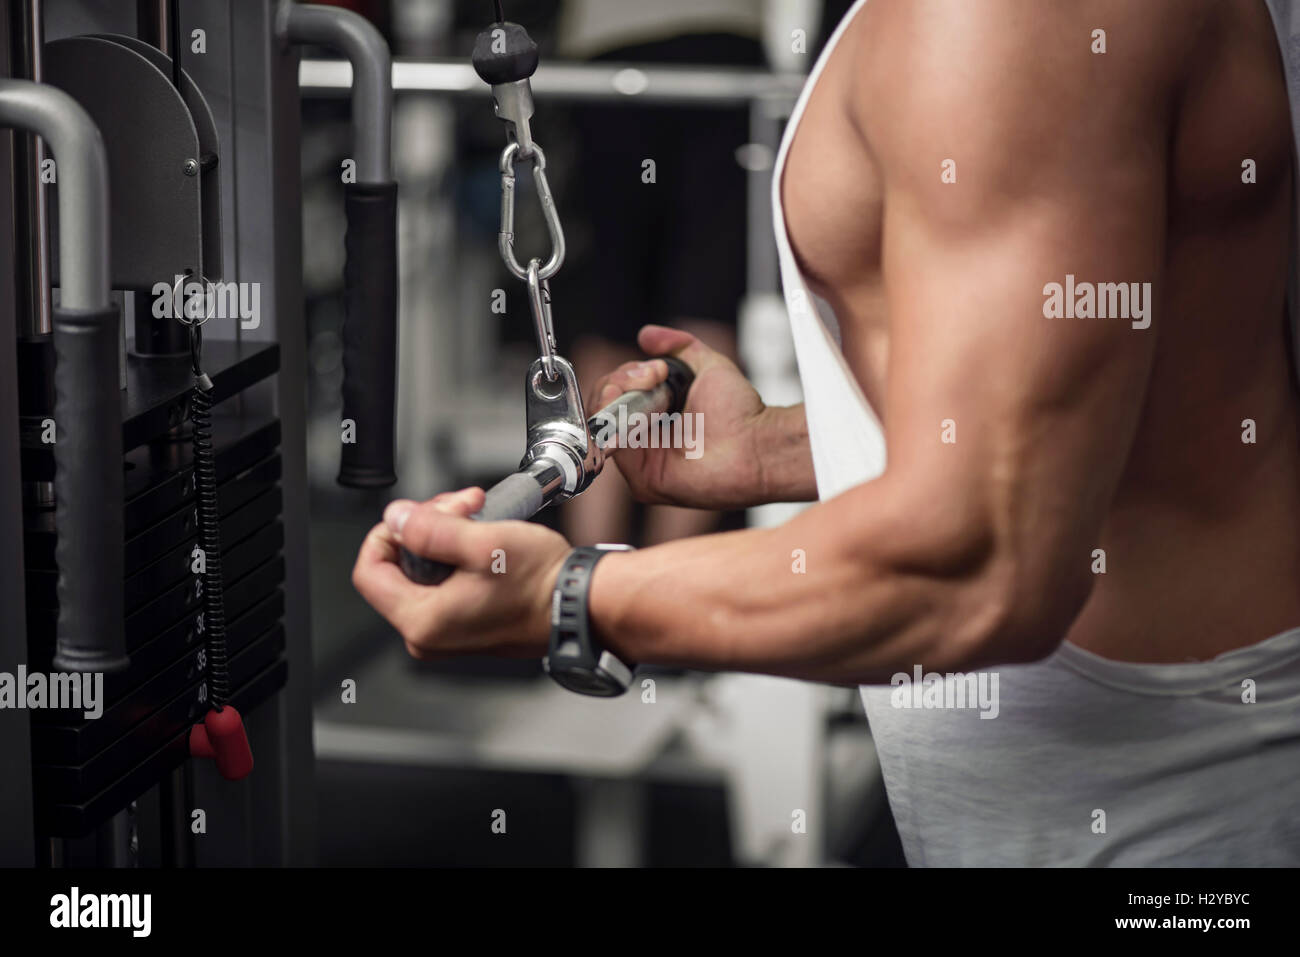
[588, 324, 815, 509]
[351, 487, 570, 659]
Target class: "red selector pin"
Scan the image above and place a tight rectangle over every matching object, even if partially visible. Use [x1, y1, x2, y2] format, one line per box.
[189, 706, 254, 781]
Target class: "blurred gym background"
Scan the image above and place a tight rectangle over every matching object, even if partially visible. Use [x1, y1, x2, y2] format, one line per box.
[296, 0, 902, 866]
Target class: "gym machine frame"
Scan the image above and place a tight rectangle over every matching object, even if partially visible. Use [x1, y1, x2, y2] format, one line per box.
[0, 0, 398, 867]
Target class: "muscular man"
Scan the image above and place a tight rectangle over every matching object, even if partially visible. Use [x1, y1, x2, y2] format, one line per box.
[354, 0, 1300, 865]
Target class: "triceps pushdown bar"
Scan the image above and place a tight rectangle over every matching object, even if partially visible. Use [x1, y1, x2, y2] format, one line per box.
[398, 355, 694, 586]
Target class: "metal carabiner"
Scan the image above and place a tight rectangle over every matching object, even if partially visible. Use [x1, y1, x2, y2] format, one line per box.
[527, 258, 558, 380]
[498, 141, 565, 282]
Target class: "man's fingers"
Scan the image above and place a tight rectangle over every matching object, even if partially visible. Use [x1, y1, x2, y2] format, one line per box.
[587, 360, 642, 409]
[352, 523, 420, 621]
[360, 519, 399, 560]
[394, 491, 496, 569]
[383, 499, 417, 536]
[637, 324, 696, 357]
[594, 357, 687, 411]
[587, 327, 707, 411]
[637, 325, 713, 374]
[384, 488, 483, 538]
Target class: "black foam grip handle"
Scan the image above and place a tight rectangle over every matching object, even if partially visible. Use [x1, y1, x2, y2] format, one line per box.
[51, 304, 129, 674]
[339, 181, 399, 488]
[659, 356, 695, 413]
[472, 22, 539, 84]
[398, 547, 455, 587]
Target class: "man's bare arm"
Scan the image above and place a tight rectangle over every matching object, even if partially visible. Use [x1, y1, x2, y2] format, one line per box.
[588, 1, 1191, 682]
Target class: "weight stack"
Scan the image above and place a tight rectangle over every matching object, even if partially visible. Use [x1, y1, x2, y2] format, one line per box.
[20, 340, 289, 839]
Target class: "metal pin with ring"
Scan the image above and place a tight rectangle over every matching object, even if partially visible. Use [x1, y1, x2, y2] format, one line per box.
[173, 272, 216, 388]
[170, 272, 216, 328]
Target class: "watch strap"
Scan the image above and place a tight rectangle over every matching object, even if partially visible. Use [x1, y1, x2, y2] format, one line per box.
[543, 544, 635, 696]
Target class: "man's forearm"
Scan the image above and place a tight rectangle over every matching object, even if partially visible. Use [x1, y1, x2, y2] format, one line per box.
[588, 477, 1017, 684]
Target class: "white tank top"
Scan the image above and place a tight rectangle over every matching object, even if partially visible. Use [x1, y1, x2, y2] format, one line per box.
[771, 0, 1300, 865]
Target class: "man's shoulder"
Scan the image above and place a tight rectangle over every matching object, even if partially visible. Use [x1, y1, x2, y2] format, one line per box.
[852, 0, 1217, 124]
[848, 0, 1225, 183]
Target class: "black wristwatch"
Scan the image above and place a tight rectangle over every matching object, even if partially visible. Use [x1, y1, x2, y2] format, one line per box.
[543, 544, 636, 697]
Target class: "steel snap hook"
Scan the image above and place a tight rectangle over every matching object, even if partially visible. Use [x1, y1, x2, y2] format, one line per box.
[498, 141, 565, 282]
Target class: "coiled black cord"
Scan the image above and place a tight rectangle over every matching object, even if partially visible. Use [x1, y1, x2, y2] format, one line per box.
[190, 328, 230, 710]
[170, 21, 229, 713]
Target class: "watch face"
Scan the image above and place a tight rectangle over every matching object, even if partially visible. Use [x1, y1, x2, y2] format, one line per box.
[548, 664, 627, 697]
